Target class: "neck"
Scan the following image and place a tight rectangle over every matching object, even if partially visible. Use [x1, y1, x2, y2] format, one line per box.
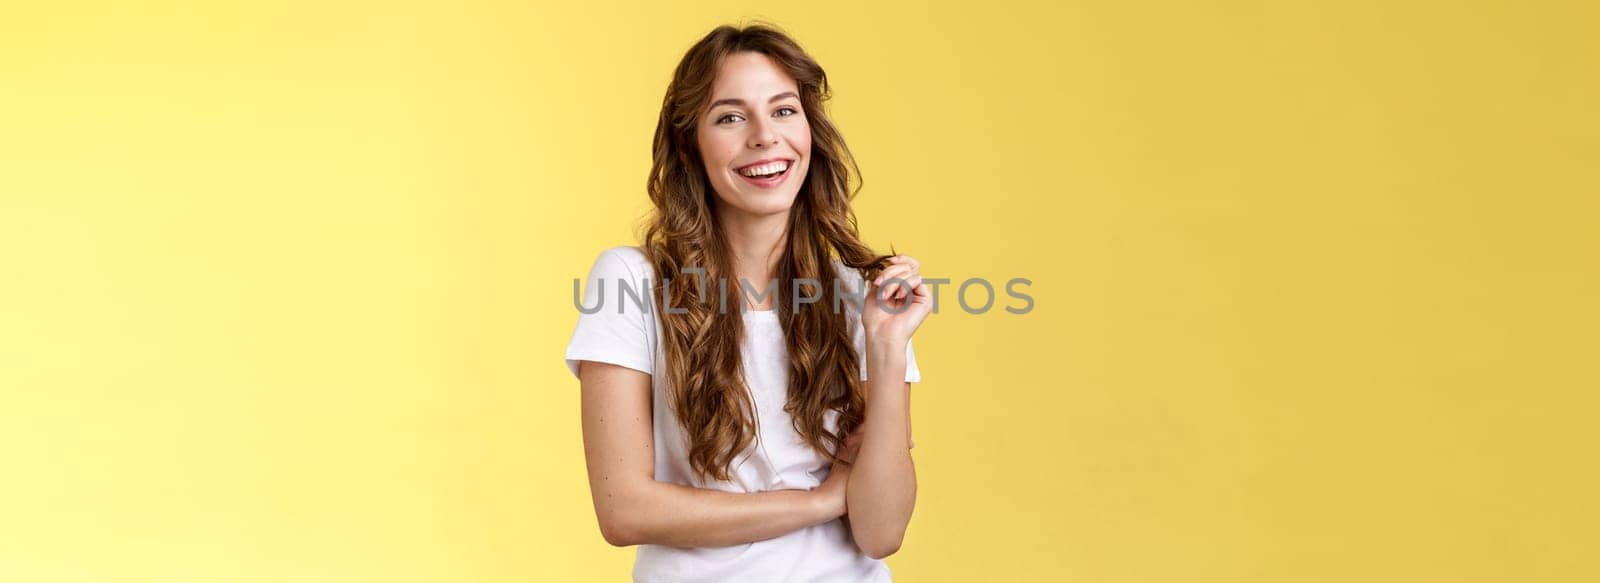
[717, 206, 790, 309]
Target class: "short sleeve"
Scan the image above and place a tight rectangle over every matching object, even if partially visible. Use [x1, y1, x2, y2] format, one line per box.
[564, 247, 655, 378]
[902, 338, 923, 383]
[856, 338, 922, 383]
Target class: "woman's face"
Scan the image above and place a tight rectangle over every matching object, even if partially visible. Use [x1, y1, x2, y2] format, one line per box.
[697, 52, 812, 219]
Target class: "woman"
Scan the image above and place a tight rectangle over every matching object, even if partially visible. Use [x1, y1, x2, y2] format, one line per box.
[564, 23, 933, 582]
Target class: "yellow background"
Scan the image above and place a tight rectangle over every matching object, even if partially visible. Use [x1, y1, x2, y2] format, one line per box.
[3, 1, 1596, 581]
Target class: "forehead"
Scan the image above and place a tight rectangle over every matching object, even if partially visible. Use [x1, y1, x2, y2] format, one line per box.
[709, 52, 799, 102]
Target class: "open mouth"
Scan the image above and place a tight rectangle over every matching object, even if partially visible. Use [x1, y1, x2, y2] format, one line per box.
[736, 159, 794, 187]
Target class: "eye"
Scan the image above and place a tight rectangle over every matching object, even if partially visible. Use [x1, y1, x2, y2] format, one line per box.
[715, 112, 745, 125]
[774, 106, 799, 117]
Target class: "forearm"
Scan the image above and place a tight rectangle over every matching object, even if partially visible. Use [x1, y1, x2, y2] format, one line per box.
[845, 340, 918, 559]
[604, 481, 834, 548]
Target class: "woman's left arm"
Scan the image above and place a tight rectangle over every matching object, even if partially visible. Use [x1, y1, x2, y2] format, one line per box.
[847, 342, 918, 559]
[848, 254, 932, 559]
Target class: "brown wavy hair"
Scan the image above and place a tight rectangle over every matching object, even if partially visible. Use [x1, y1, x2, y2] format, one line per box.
[642, 23, 895, 482]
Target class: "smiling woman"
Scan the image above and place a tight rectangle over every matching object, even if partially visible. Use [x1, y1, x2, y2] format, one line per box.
[704, 79, 806, 195]
[696, 55, 812, 216]
[564, 22, 933, 582]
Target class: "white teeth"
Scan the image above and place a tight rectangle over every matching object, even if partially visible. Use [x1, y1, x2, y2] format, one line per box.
[739, 160, 790, 177]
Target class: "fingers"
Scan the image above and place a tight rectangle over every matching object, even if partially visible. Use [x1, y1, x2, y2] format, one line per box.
[886, 254, 919, 271]
[871, 255, 920, 287]
[875, 272, 919, 303]
[911, 281, 932, 303]
[872, 255, 923, 303]
[839, 429, 865, 464]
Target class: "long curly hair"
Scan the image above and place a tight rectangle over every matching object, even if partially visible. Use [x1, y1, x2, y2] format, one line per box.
[642, 23, 894, 482]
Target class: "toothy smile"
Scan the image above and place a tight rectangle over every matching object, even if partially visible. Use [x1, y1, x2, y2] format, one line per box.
[737, 159, 792, 178]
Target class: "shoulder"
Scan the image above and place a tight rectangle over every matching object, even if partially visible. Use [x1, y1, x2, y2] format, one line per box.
[598, 245, 649, 270]
[587, 245, 653, 281]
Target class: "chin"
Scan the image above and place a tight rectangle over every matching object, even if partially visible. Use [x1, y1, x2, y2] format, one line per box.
[716, 179, 803, 217]
[727, 195, 799, 217]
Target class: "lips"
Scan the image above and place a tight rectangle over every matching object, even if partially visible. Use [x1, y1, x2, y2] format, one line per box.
[735, 158, 796, 189]
[736, 157, 792, 172]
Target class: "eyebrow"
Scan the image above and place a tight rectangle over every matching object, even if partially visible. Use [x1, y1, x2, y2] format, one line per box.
[708, 91, 799, 110]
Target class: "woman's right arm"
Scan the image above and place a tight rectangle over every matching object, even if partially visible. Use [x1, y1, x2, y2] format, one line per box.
[579, 360, 850, 548]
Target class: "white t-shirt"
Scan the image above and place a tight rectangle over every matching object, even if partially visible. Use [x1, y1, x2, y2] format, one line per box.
[564, 245, 920, 583]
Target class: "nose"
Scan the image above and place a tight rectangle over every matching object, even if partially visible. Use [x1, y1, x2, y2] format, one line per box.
[747, 117, 779, 149]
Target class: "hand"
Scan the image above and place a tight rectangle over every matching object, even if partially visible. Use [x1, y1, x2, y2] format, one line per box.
[861, 254, 932, 348]
[814, 429, 864, 519]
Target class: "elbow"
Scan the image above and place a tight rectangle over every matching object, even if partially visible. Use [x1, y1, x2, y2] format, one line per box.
[855, 526, 905, 559]
[849, 505, 910, 559]
[861, 538, 902, 560]
[593, 482, 646, 547]
[596, 514, 638, 547]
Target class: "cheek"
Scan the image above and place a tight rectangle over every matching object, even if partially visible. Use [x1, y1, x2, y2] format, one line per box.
[699, 135, 739, 175]
[789, 125, 813, 154]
